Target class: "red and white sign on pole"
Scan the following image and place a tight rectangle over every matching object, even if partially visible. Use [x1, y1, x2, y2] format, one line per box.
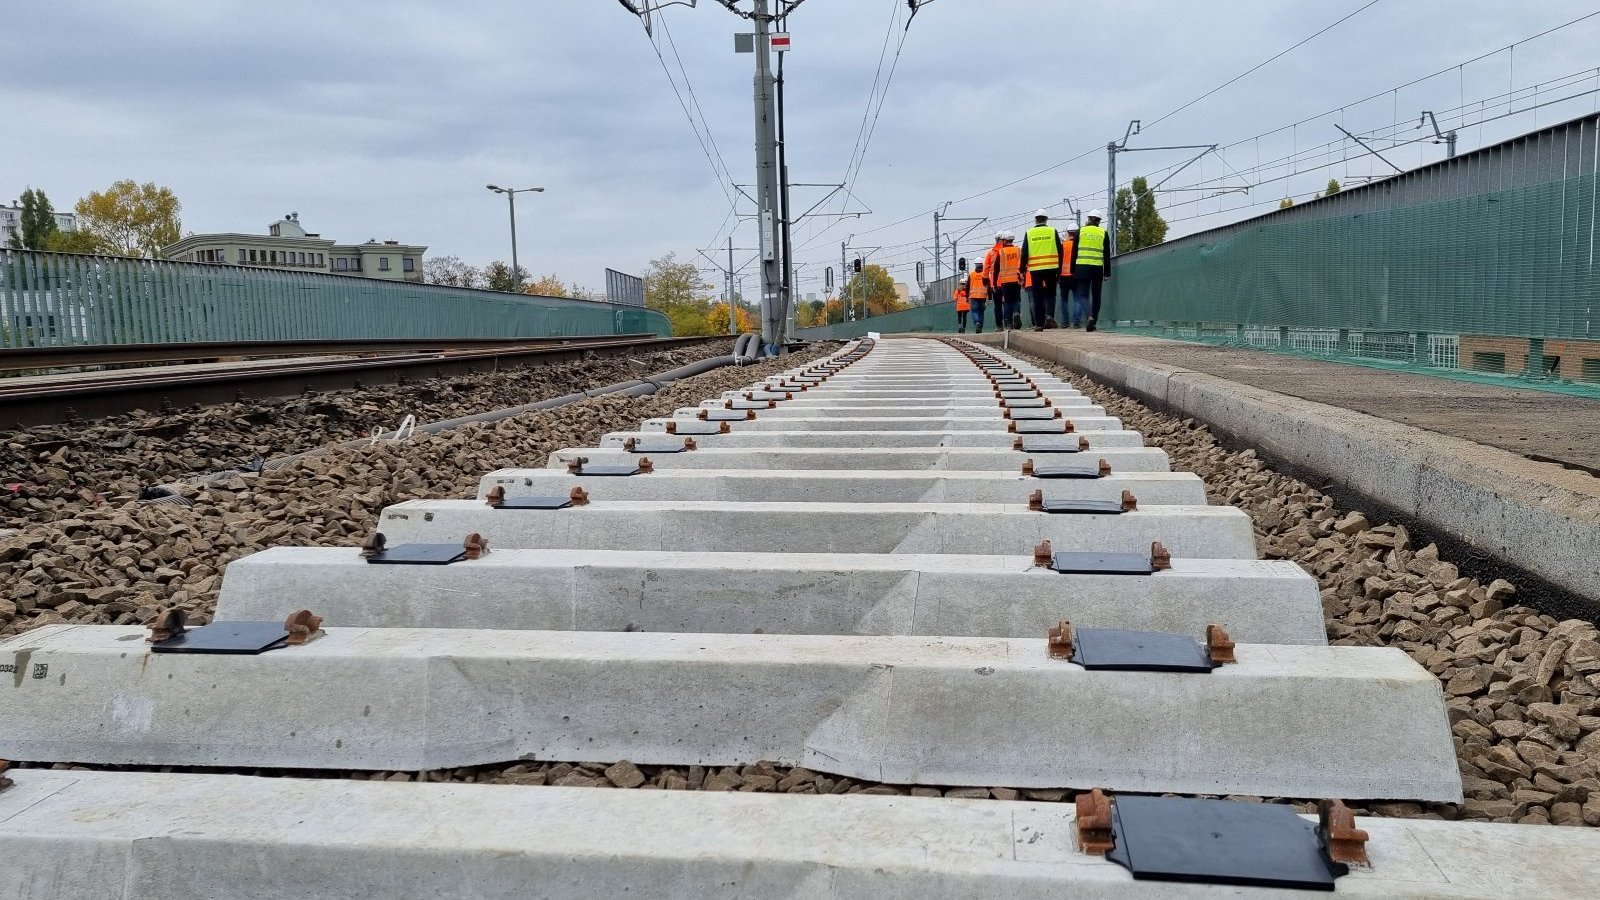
[770, 32, 791, 52]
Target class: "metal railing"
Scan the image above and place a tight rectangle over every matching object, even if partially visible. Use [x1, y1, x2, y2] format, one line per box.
[0, 249, 671, 348]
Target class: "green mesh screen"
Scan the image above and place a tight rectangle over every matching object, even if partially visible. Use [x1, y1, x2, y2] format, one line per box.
[1105, 169, 1600, 395]
[792, 301, 962, 341]
[1108, 171, 1598, 338]
[0, 249, 672, 348]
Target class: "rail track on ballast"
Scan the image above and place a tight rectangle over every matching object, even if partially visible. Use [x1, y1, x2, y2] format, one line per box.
[0, 334, 722, 427]
[1, 336, 1596, 897]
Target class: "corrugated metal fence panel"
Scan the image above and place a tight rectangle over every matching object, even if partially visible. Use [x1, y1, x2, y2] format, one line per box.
[1107, 112, 1600, 341]
[604, 269, 645, 307]
[0, 251, 672, 347]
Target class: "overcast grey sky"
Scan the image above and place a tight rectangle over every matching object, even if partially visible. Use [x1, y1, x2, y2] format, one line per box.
[8, 1, 1599, 297]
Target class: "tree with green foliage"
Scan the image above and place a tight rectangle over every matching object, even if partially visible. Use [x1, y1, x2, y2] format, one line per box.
[8, 188, 61, 250]
[42, 229, 108, 254]
[484, 260, 530, 292]
[1129, 176, 1168, 250]
[644, 252, 721, 335]
[75, 180, 182, 258]
[840, 264, 904, 318]
[1279, 197, 1296, 209]
[1325, 178, 1342, 196]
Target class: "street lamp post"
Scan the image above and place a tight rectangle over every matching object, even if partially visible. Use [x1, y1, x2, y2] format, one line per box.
[485, 184, 545, 292]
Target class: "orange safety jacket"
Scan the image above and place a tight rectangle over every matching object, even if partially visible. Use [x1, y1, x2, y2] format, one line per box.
[1060, 237, 1077, 276]
[968, 268, 989, 300]
[954, 286, 970, 312]
[984, 243, 1003, 286]
[994, 245, 1023, 285]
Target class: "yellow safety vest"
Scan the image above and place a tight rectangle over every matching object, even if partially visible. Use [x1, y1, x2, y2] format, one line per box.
[1076, 225, 1107, 267]
[1025, 225, 1060, 271]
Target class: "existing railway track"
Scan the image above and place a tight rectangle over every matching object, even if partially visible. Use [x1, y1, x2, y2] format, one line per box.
[0, 335, 722, 427]
[1, 336, 1597, 897]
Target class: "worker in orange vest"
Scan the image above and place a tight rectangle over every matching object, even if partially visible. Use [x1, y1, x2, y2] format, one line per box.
[983, 232, 1006, 331]
[967, 260, 990, 334]
[1059, 227, 1082, 327]
[992, 231, 1024, 330]
[954, 276, 971, 333]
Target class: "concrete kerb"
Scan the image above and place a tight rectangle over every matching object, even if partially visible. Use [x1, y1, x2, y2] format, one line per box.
[216, 548, 1322, 642]
[973, 333, 1600, 617]
[373, 499, 1256, 558]
[1, 625, 1457, 799]
[10, 771, 1591, 899]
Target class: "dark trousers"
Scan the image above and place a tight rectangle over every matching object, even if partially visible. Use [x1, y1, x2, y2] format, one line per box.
[1059, 276, 1082, 325]
[997, 282, 1022, 328]
[956, 309, 969, 332]
[1028, 270, 1059, 326]
[970, 299, 986, 332]
[1076, 266, 1105, 320]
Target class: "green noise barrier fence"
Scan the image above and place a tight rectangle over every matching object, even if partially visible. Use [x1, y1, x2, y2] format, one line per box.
[1106, 170, 1598, 341]
[0, 249, 671, 349]
[792, 300, 961, 341]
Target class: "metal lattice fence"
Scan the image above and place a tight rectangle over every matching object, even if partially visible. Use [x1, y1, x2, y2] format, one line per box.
[0, 250, 671, 348]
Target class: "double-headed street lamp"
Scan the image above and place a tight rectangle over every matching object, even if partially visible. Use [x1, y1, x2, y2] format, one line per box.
[485, 184, 545, 292]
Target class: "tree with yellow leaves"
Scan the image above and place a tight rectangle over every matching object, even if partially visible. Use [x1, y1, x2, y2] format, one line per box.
[75, 180, 182, 258]
[522, 274, 570, 297]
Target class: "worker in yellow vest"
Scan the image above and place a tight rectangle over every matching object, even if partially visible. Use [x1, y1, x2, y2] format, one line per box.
[954, 276, 971, 333]
[967, 260, 990, 334]
[1019, 209, 1063, 331]
[1068, 210, 1111, 331]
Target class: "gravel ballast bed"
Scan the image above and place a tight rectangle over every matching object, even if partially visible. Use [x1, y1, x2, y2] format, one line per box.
[2, 344, 720, 528]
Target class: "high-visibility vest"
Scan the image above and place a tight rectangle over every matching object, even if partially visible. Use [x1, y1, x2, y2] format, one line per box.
[968, 269, 989, 299]
[984, 244, 1003, 283]
[1060, 237, 1076, 274]
[954, 286, 970, 312]
[1076, 225, 1107, 267]
[995, 245, 1022, 284]
[1025, 225, 1060, 271]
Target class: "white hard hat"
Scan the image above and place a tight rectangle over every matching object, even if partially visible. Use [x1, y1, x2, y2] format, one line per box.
[1000, 230, 1015, 240]
[1034, 208, 1050, 218]
[995, 231, 1007, 241]
[1086, 209, 1103, 219]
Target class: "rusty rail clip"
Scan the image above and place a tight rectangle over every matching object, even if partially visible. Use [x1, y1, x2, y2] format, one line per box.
[147, 608, 187, 643]
[1076, 789, 1115, 855]
[1318, 800, 1370, 866]
[283, 609, 325, 645]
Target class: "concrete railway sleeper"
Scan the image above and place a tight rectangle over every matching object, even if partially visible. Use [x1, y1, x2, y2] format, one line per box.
[6, 336, 1598, 896]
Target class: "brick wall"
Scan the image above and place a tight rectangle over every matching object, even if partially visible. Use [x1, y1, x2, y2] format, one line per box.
[1458, 336, 1600, 381]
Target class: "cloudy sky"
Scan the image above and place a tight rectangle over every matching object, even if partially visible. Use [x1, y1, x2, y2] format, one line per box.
[9, 0, 1599, 298]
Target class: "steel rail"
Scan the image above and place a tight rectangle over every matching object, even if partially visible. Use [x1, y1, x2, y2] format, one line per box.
[0, 336, 727, 429]
[0, 335, 670, 372]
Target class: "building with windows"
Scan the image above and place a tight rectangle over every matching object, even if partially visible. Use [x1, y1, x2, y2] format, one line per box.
[0, 202, 78, 246]
[161, 213, 426, 282]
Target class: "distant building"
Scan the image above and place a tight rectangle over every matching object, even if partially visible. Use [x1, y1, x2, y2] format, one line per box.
[161, 213, 426, 282]
[0, 202, 77, 246]
[894, 282, 911, 305]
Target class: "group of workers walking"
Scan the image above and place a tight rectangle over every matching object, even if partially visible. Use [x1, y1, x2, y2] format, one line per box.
[953, 209, 1110, 334]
